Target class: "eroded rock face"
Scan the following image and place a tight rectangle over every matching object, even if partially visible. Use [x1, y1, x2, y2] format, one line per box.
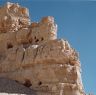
[0, 2, 85, 95]
[0, 2, 30, 32]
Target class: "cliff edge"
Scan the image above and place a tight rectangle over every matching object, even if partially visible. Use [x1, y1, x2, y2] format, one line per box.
[0, 2, 85, 95]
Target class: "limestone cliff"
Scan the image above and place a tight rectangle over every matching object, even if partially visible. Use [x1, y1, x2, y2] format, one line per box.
[0, 2, 85, 95]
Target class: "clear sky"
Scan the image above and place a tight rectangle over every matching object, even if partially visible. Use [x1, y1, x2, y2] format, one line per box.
[0, 0, 96, 94]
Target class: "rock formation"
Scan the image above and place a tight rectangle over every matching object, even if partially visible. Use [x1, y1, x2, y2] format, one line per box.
[0, 2, 85, 95]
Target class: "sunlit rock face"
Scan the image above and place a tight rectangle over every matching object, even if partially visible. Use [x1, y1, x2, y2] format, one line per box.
[0, 2, 85, 95]
[0, 2, 30, 33]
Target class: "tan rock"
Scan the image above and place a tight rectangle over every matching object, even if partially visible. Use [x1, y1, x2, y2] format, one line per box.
[0, 2, 30, 33]
[0, 39, 84, 95]
[29, 16, 57, 45]
[0, 2, 85, 95]
[31, 22, 38, 28]
[16, 28, 30, 44]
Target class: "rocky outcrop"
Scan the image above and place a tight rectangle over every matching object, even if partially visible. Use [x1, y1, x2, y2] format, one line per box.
[0, 2, 85, 95]
[0, 2, 30, 33]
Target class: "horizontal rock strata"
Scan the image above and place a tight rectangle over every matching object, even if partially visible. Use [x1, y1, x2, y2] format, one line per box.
[0, 2, 85, 95]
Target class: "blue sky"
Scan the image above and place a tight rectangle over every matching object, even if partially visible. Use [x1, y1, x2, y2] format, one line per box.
[0, 0, 96, 94]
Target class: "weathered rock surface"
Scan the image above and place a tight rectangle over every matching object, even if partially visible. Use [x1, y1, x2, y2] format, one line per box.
[0, 2, 85, 95]
[0, 2, 30, 33]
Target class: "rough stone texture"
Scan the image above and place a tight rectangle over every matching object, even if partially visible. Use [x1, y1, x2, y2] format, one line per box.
[0, 2, 30, 33]
[0, 2, 85, 95]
